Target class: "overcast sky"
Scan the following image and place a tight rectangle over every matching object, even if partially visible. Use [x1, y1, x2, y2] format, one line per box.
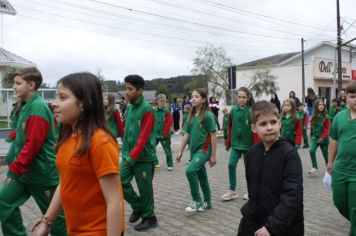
[2, 0, 356, 86]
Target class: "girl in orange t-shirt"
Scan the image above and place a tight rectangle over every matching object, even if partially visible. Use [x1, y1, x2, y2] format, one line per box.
[32, 72, 125, 236]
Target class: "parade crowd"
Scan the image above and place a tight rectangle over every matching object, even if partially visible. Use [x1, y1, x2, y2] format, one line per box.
[1, 67, 356, 236]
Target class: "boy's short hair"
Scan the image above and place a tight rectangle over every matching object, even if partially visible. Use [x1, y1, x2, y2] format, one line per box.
[251, 100, 279, 124]
[332, 98, 337, 103]
[124, 75, 145, 90]
[157, 93, 167, 100]
[14, 67, 42, 90]
[346, 80, 356, 94]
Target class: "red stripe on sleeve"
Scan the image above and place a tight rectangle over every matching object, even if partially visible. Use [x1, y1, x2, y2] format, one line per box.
[129, 111, 155, 160]
[162, 112, 172, 138]
[295, 119, 302, 145]
[9, 116, 50, 175]
[321, 119, 330, 139]
[9, 130, 16, 140]
[113, 110, 124, 137]
[226, 113, 232, 147]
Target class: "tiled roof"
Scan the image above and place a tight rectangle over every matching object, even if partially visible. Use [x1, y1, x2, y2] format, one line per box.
[0, 47, 35, 67]
[236, 52, 299, 69]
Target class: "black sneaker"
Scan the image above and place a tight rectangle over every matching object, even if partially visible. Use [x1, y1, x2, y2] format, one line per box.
[129, 211, 141, 223]
[302, 144, 309, 148]
[134, 216, 158, 232]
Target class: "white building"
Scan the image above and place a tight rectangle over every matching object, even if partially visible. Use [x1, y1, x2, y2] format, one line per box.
[233, 41, 356, 104]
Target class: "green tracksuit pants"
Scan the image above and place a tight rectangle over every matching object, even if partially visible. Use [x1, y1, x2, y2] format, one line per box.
[332, 169, 356, 236]
[185, 151, 211, 204]
[302, 127, 309, 146]
[309, 139, 328, 169]
[0, 180, 67, 236]
[120, 160, 155, 219]
[153, 138, 173, 167]
[228, 149, 247, 191]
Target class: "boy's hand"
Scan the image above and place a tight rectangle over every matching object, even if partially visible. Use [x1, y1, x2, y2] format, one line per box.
[176, 153, 183, 162]
[326, 161, 333, 175]
[209, 155, 216, 167]
[254, 226, 270, 236]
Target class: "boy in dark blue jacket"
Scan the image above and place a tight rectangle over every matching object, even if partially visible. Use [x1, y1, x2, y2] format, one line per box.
[238, 101, 304, 236]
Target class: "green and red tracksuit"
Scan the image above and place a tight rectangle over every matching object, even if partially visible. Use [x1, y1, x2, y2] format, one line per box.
[225, 105, 259, 191]
[222, 113, 229, 143]
[309, 114, 330, 169]
[5, 102, 21, 164]
[328, 104, 338, 123]
[280, 114, 302, 149]
[329, 109, 356, 235]
[297, 110, 309, 147]
[0, 93, 67, 236]
[120, 96, 157, 220]
[153, 106, 173, 168]
[184, 111, 216, 205]
[107, 107, 124, 138]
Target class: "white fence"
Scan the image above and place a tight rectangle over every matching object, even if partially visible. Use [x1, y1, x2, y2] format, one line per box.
[0, 88, 56, 129]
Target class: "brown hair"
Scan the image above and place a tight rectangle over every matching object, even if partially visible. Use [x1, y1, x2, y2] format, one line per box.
[311, 99, 327, 128]
[236, 87, 255, 106]
[251, 100, 279, 124]
[187, 88, 209, 125]
[14, 67, 42, 90]
[346, 80, 356, 94]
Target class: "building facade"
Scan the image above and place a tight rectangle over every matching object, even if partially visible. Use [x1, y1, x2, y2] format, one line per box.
[233, 42, 356, 104]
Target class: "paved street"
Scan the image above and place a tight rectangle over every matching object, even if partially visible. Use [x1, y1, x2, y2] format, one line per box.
[0, 134, 350, 236]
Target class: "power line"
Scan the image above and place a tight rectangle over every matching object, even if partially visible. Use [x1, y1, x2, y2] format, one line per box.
[196, 0, 337, 32]
[81, 0, 301, 40]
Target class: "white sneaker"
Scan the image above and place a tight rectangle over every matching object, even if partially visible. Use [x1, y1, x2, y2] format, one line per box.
[167, 166, 174, 171]
[308, 168, 319, 175]
[221, 190, 238, 201]
[185, 201, 205, 212]
[243, 193, 249, 200]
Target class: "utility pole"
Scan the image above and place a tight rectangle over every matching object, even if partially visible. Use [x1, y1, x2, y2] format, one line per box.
[301, 38, 305, 103]
[336, 0, 343, 93]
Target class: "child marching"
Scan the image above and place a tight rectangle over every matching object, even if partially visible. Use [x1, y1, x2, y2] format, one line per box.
[308, 99, 330, 175]
[32, 72, 125, 236]
[281, 98, 302, 149]
[222, 87, 256, 201]
[104, 94, 124, 139]
[297, 103, 309, 148]
[176, 88, 217, 212]
[153, 94, 174, 170]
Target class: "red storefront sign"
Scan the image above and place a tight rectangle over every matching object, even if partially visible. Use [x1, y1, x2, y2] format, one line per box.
[353, 70, 356, 80]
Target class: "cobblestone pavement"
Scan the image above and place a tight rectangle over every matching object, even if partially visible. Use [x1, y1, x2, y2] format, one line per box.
[0, 135, 350, 236]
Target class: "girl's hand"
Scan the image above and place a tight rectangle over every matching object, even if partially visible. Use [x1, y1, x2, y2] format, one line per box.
[31, 222, 50, 236]
[209, 155, 216, 167]
[176, 153, 183, 162]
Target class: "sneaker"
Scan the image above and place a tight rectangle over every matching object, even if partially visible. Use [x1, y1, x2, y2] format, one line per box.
[154, 163, 160, 168]
[221, 190, 238, 201]
[308, 168, 319, 175]
[243, 193, 249, 200]
[185, 201, 205, 212]
[185, 160, 191, 165]
[202, 201, 212, 210]
[129, 211, 142, 223]
[167, 166, 174, 171]
[217, 130, 221, 134]
[302, 144, 309, 148]
[134, 216, 158, 232]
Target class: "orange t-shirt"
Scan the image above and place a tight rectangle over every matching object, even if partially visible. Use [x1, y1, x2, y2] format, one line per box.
[56, 129, 126, 235]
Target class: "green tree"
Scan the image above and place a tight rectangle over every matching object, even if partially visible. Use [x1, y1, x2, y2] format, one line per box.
[1, 67, 16, 88]
[184, 74, 208, 92]
[248, 68, 279, 98]
[191, 44, 232, 100]
[156, 84, 172, 97]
